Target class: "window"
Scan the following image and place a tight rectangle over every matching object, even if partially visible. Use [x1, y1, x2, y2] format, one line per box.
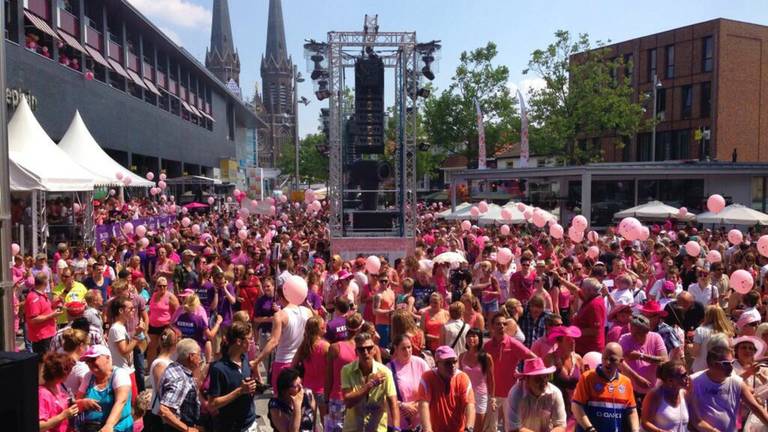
[636, 132, 652, 161]
[702, 36, 713, 72]
[623, 53, 633, 83]
[700, 82, 711, 117]
[665, 45, 675, 79]
[647, 48, 657, 81]
[681, 85, 692, 119]
[656, 131, 671, 161]
[670, 130, 690, 160]
[656, 88, 667, 118]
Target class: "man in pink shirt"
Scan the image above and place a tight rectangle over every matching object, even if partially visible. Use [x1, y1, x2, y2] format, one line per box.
[571, 278, 607, 355]
[25, 274, 63, 353]
[483, 312, 536, 432]
[509, 257, 536, 305]
[618, 313, 668, 408]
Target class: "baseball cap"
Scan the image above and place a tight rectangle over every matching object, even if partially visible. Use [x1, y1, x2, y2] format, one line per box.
[434, 345, 458, 361]
[81, 344, 111, 359]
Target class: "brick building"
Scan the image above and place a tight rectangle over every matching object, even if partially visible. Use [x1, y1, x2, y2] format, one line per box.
[582, 18, 768, 163]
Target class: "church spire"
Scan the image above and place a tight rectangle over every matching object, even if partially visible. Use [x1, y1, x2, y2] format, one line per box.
[265, 0, 288, 65]
[205, 0, 240, 85]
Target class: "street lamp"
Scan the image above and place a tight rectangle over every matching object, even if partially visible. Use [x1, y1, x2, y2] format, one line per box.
[651, 74, 663, 161]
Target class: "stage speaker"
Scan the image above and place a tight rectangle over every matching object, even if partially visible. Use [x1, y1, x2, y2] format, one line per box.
[347, 160, 392, 210]
[351, 211, 399, 230]
[354, 55, 385, 154]
[0, 351, 40, 432]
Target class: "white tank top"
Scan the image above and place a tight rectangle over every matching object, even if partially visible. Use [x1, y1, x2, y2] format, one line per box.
[643, 390, 688, 432]
[274, 305, 312, 363]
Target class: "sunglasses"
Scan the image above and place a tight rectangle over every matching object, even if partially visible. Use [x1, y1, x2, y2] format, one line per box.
[356, 345, 375, 353]
[157, 284, 168, 288]
[715, 359, 735, 368]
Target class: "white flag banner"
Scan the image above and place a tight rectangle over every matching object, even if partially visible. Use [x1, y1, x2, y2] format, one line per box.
[474, 97, 486, 169]
[517, 90, 530, 168]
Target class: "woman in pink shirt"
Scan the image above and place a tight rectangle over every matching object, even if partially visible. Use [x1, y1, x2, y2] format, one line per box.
[147, 277, 179, 366]
[388, 333, 430, 430]
[292, 316, 329, 418]
[39, 352, 94, 432]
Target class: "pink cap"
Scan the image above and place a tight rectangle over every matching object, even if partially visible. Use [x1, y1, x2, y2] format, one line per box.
[81, 344, 111, 359]
[434, 345, 458, 361]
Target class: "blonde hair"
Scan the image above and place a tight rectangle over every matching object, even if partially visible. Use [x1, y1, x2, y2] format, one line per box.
[233, 310, 250, 323]
[702, 305, 734, 337]
[183, 294, 201, 313]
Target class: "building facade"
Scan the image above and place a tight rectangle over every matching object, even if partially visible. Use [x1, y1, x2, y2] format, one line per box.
[5, 0, 264, 180]
[582, 18, 768, 163]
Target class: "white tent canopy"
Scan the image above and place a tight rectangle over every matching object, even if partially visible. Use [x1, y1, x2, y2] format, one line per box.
[479, 203, 527, 225]
[9, 97, 97, 191]
[436, 202, 471, 219]
[614, 200, 695, 221]
[696, 204, 768, 225]
[443, 203, 478, 221]
[10, 159, 43, 191]
[58, 111, 154, 188]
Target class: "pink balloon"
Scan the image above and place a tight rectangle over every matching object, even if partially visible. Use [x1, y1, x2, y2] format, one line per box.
[568, 226, 584, 243]
[478, 201, 489, 214]
[267, 197, 275, 206]
[706, 250, 722, 263]
[619, 217, 640, 237]
[158, 181, 167, 190]
[587, 230, 599, 243]
[500, 224, 511, 236]
[181, 217, 191, 227]
[283, 275, 308, 305]
[280, 195, 288, 203]
[146, 172, 154, 181]
[294, 202, 301, 209]
[707, 194, 726, 213]
[73, 203, 81, 213]
[235, 219, 245, 229]
[191, 224, 201, 235]
[207, 197, 215, 205]
[532, 211, 547, 228]
[169, 204, 177, 213]
[365, 255, 381, 274]
[549, 223, 564, 239]
[238, 229, 248, 240]
[115, 172, 124, 180]
[239, 208, 250, 218]
[758, 235, 768, 258]
[150, 187, 158, 196]
[140, 238, 149, 248]
[269, 205, 276, 216]
[123, 222, 134, 234]
[123, 177, 132, 186]
[470, 206, 480, 218]
[678, 207, 687, 218]
[730, 269, 754, 294]
[497, 247, 513, 265]
[11, 243, 20, 256]
[583, 351, 602, 371]
[637, 226, 650, 241]
[684, 241, 701, 257]
[501, 208, 512, 221]
[461, 220, 472, 231]
[475, 236, 489, 248]
[304, 189, 316, 204]
[109, 189, 116, 196]
[727, 229, 743, 246]
[181, 207, 188, 214]
[572, 215, 588, 231]
[516, 203, 527, 212]
[233, 189, 241, 197]
[311, 200, 322, 211]
[587, 246, 599, 259]
[135, 225, 147, 238]
[523, 209, 533, 220]
[159, 173, 167, 181]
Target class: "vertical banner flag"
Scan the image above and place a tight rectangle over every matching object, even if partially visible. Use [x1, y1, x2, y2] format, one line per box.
[517, 90, 530, 168]
[474, 97, 486, 169]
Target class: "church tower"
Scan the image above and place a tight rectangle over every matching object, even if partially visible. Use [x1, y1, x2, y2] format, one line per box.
[205, 0, 241, 86]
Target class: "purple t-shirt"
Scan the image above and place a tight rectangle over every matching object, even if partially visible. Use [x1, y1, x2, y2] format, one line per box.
[306, 291, 323, 311]
[216, 283, 236, 327]
[253, 295, 277, 332]
[174, 311, 208, 349]
[325, 315, 348, 343]
[196, 282, 216, 313]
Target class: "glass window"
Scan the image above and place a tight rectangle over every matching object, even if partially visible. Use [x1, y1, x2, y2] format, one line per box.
[636, 132, 652, 161]
[681, 85, 693, 119]
[665, 45, 675, 79]
[702, 36, 713, 72]
[656, 87, 667, 118]
[623, 53, 633, 83]
[752, 177, 767, 212]
[648, 48, 657, 82]
[670, 130, 690, 160]
[700, 82, 711, 118]
[591, 180, 634, 227]
[638, 179, 704, 212]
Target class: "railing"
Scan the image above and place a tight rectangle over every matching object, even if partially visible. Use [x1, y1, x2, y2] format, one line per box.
[85, 27, 103, 50]
[142, 63, 154, 80]
[57, 9, 79, 37]
[26, 0, 50, 20]
[108, 41, 123, 62]
[126, 52, 139, 71]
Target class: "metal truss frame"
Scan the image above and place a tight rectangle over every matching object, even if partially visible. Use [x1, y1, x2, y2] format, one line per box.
[325, 26, 419, 239]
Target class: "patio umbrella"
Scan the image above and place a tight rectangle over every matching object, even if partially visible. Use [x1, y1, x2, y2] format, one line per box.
[695, 204, 768, 225]
[433, 251, 468, 265]
[614, 200, 695, 221]
[183, 202, 209, 209]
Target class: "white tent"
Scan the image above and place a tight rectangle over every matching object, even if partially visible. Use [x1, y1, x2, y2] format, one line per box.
[479, 203, 527, 225]
[58, 111, 154, 188]
[614, 200, 695, 221]
[9, 97, 97, 191]
[436, 202, 471, 219]
[443, 203, 478, 221]
[696, 204, 768, 225]
[9, 159, 43, 191]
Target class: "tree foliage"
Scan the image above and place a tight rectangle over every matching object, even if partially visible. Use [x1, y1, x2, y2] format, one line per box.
[523, 30, 648, 164]
[423, 42, 519, 161]
[278, 133, 328, 183]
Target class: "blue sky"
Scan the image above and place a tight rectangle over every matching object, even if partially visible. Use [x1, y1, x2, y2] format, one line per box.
[128, 0, 768, 138]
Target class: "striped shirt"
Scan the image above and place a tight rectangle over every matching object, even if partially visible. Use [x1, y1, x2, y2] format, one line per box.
[158, 362, 200, 426]
[572, 367, 636, 432]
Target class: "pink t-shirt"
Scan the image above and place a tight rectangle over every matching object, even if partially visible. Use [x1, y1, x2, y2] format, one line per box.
[38, 385, 70, 432]
[391, 355, 430, 429]
[618, 331, 668, 394]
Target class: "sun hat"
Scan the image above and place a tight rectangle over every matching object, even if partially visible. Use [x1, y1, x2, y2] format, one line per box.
[81, 344, 111, 359]
[737, 313, 761, 331]
[732, 335, 766, 358]
[517, 357, 557, 377]
[638, 300, 668, 317]
[434, 345, 458, 361]
[547, 325, 582, 342]
[608, 304, 632, 321]
[336, 270, 353, 281]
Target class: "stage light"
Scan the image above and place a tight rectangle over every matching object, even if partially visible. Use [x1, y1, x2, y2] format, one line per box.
[315, 79, 331, 101]
[311, 54, 326, 80]
[417, 87, 431, 98]
[421, 54, 435, 80]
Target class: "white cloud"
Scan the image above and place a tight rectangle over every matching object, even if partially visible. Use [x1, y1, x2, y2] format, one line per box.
[508, 78, 547, 98]
[159, 27, 182, 46]
[127, 0, 211, 29]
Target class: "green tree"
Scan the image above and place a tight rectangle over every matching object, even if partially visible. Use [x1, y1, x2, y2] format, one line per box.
[423, 42, 519, 161]
[523, 30, 647, 164]
[277, 133, 329, 183]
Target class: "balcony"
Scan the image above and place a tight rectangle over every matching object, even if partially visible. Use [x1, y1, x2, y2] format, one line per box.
[108, 41, 123, 62]
[143, 63, 154, 80]
[57, 9, 79, 37]
[126, 52, 139, 71]
[26, 0, 51, 20]
[180, 86, 187, 101]
[85, 26, 103, 50]
[168, 78, 177, 95]
[156, 71, 167, 89]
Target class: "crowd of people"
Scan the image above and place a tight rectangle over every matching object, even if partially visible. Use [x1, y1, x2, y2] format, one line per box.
[14, 194, 768, 432]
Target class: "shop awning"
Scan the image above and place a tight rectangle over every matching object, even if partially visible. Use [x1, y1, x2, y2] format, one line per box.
[57, 30, 85, 54]
[143, 78, 161, 96]
[180, 100, 192, 112]
[24, 10, 61, 41]
[126, 69, 147, 90]
[200, 110, 215, 122]
[188, 105, 202, 117]
[107, 58, 130, 79]
[84, 45, 111, 69]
